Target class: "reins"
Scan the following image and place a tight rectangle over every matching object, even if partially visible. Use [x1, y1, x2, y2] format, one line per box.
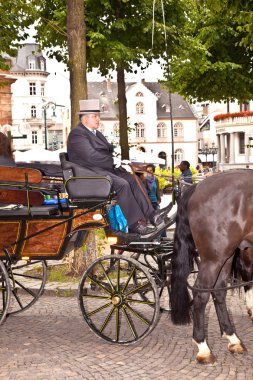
[187, 278, 253, 293]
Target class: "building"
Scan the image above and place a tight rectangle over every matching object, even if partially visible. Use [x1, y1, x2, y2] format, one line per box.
[195, 101, 253, 170]
[3, 43, 68, 151]
[89, 79, 198, 168]
[0, 58, 17, 130]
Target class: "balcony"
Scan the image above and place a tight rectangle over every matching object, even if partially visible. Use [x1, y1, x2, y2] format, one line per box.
[214, 111, 253, 130]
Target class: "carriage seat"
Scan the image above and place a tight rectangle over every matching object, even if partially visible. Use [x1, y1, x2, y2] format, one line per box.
[59, 153, 113, 207]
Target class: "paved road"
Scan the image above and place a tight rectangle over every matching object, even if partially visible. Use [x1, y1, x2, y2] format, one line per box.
[0, 291, 252, 380]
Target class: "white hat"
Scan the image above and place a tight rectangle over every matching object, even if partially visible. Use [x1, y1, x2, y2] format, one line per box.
[78, 99, 100, 115]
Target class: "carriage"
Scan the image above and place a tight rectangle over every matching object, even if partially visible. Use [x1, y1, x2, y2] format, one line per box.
[0, 154, 179, 341]
[0, 156, 252, 364]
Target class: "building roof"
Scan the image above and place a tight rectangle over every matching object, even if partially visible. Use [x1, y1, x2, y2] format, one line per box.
[142, 82, 196, 119]
[8, 43, 47, 73]
[88, 80, 196, 120]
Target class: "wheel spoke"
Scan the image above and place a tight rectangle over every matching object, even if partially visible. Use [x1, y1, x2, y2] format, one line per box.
[87, 275, 113, 296]
[124, 303, 150, 325]
[124, 281, 151, 297]
[11, 278, 37, 297]
[125, 297, 155, 306]
[121, 307, 137, 339]
[12, 272, 43, 281]
[115, 307, 120, 341]
[100, 306, 115, 333]
[87, 301, 112, 317]
[99, 262, 115, 292]
[11, 289, 24, 309]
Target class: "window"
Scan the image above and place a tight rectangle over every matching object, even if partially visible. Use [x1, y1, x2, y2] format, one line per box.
[41, 83, 45, 96]
[240, 101, 250, 111]
[136, 102, 144, 114]
[174, 122, 184, 137]
[239, 132, 245, 154]
[31, 106, 36, 118]
[28, 58, 35, 70]
[157, 122, 167, 138]
[29, 82, 36, 95]
[136, 92, 143, 97]
[136, 122, 145, 138]
[175, 149, 184, 163]
[40, 60, 45, 71]
[32, 131, 38, 144]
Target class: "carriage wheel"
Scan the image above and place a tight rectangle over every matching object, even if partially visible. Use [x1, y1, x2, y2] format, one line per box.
[0, 261, 11, 325]
[7, 260, 47, 315]
[78, 254, 160, 344]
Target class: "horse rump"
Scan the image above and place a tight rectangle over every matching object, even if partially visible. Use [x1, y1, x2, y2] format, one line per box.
[171, 185, 197, 325]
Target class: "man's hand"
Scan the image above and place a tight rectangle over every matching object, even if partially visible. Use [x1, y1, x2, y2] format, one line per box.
[113, 156, 122, 168]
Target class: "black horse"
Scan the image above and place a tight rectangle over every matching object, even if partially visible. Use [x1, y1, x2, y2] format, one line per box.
[170, 170, 253, 364]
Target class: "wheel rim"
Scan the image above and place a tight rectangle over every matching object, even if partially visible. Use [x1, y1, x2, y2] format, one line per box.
[0, 261, 11, 325]
[7, 260, 47, 315]
[78, 255, 160, 344]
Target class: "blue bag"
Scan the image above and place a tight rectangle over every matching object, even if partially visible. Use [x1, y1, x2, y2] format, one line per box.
[108, 204, 128, 233]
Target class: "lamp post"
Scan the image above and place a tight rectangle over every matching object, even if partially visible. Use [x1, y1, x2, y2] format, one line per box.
[202, 144, 209, 165]
[42, 102, 64, 150]
[209, 142, 219, 167]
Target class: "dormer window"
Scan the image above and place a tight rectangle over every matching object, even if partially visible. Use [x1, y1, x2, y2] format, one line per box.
[155, 92, 161, 98]
[40, 59, 45, 71]
[136, 92, 143, 97]
[28, 58, 35, 70]
[179, 104, 185, 110]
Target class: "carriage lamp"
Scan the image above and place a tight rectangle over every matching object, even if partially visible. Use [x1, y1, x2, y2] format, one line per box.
[107, 236, 118, 244]
[92, 213, 103, 221]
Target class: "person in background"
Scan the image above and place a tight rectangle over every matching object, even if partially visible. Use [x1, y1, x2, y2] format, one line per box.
[0, 132, 16, 167]
[179, 160, 193, 184]
[142, 164, 161, 210]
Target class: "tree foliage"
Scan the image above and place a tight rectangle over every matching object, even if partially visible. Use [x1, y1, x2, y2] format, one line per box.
[0, 0, 34, 68]
[168, 0, 253, 102]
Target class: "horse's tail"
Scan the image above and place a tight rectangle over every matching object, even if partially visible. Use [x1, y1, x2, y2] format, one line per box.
[171, 185, 197, 325]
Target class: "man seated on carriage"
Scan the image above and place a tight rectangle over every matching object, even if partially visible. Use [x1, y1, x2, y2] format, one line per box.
[67, 99, 171, 236]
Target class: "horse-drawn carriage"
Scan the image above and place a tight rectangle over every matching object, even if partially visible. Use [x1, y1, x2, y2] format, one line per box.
[0, 156, 252, 364]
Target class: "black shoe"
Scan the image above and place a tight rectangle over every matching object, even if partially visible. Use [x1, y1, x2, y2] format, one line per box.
[129, 222, 156, 235]
[150, 202, 173, 226]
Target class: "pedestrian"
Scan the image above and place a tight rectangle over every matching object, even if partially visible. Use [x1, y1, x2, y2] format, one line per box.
[67, 99, 171, 235]
[179, 160, 193, 184]
[142, 164, 161, 210]
[0, 132, 16, 167]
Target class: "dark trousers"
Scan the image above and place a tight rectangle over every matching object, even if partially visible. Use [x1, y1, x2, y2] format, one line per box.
[110, 168, 155, 226]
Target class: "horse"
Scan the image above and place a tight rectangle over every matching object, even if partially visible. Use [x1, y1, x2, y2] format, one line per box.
[170, 169, 253, 364]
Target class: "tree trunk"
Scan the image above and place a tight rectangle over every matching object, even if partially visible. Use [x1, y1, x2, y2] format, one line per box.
[67, 231, 97, 275]
[117, 66, 129, 160]
[66, 0, 87, 129]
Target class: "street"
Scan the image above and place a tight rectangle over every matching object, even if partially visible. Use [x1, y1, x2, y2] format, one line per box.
[0, 292, 252, 380]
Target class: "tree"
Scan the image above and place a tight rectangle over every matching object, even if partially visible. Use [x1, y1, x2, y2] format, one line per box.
[168, 0, 253, 103]
[0, 1, 33, 69]
[29, 0, 187, 157]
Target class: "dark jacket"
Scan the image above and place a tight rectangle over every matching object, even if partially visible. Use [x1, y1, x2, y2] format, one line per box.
[67, 123, 114, 173]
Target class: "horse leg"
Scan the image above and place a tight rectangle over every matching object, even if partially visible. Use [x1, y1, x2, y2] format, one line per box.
[192, 287, 216, 364]
[212, 288, 246, 354]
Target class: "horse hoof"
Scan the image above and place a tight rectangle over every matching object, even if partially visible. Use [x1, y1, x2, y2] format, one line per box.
[247, 308, 252, 316]
[196, 352, 216, 365]
[228, 342, 247, 354]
